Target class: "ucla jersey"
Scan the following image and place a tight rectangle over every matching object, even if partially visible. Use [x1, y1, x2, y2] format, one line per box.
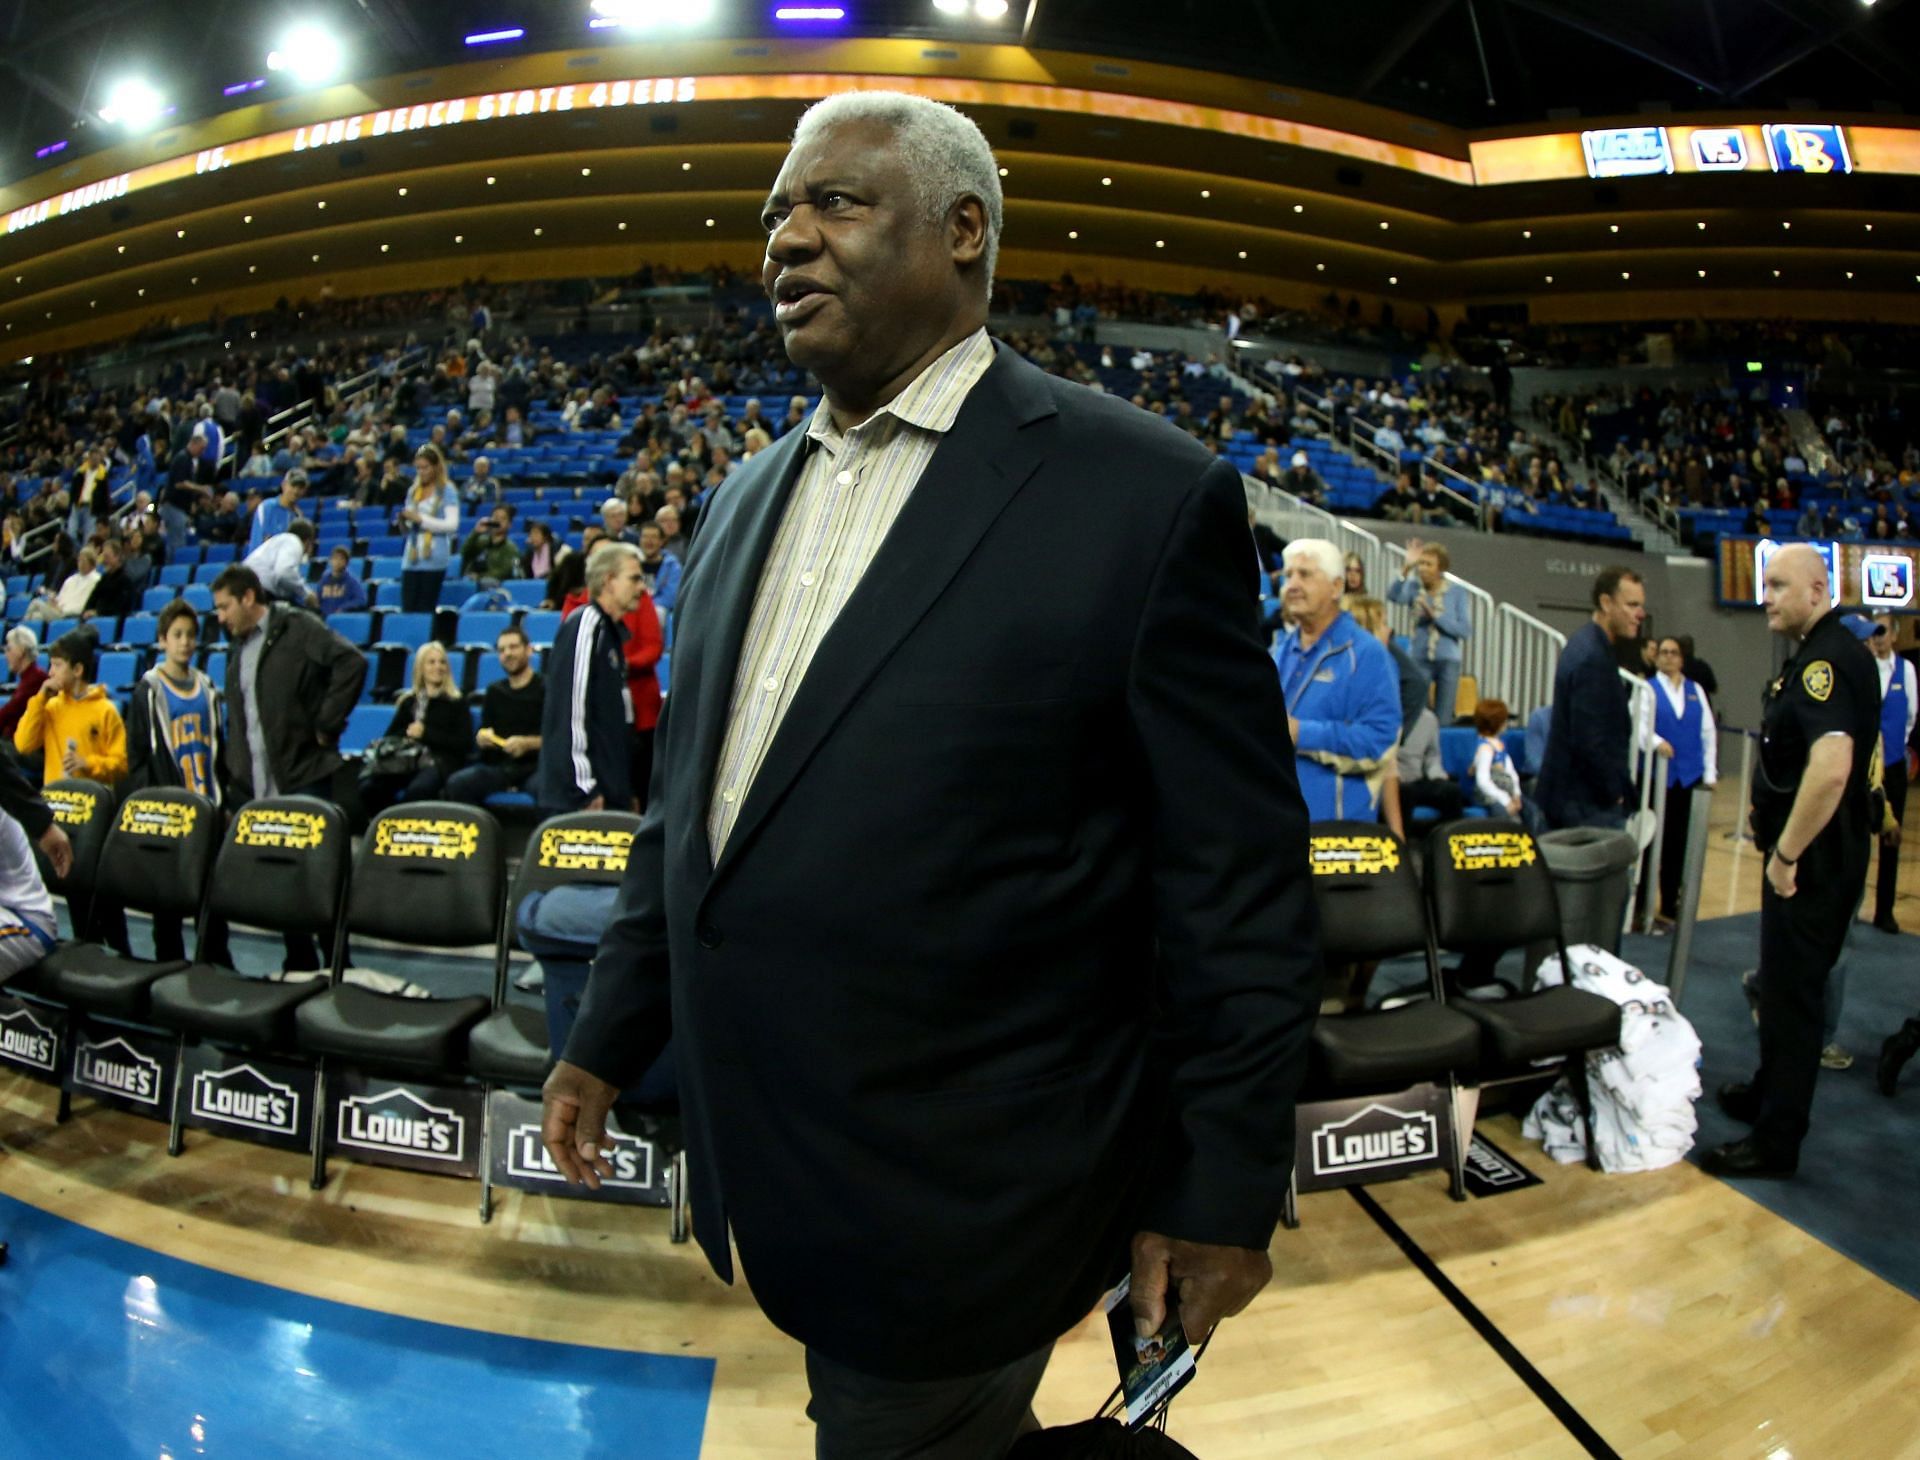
[159, 675, 214, 798]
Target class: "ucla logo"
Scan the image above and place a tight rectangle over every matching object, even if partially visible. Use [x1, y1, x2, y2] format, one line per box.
[1765, 124, 1852, 175]
[1689, 128, 1748, 171]
[1581, 126, 1673, 179]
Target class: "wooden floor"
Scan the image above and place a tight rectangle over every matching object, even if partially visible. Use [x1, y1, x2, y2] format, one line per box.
[3, 795, 1918, 1458]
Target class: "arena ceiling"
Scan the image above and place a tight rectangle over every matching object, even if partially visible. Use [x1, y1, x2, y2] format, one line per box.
[2, 0, 1914, 180]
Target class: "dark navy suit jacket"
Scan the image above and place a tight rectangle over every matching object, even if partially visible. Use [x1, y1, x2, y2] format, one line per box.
[565, 343, 1319, 1380]
[1536, 620, 1633, 825]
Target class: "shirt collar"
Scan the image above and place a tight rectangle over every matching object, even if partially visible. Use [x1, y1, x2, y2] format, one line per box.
[805, 329, 996, 451]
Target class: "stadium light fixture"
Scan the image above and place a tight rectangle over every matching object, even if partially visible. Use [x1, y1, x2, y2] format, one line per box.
[773, 5, 848, 19]
[932, 0, 969, 12]
[590, 0, 716, 26]
[33, 139, 68, 159]
[223, 78, 267, 97]
[975, 0, 1010, 15]
[465, 28, 526, 46]
[267, 24, 345, 85]
[98, 79, 166, 130]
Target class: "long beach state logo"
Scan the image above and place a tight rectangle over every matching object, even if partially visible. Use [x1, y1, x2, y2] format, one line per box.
[0, 1002, 58, 1072]
[74, 1034, 164, 1106]
[505, 1116, 655, 1190]
[1310, 1101, 1438, 1177]
[191, 1063, 301, 1137]
[337, 1086, 466, 1162]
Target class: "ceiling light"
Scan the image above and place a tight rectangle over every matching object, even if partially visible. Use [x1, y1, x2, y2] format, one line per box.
[1697, 269, 1706, 278]
[396, 188, 407, 197]
[464, 27, 526, 45]
[1773, 269, 1781, 277]
[486, 176, 496, 185]
[974, 0, 1010, 15]
[1067, 229, 1078, 239]
[933, 0, 969, 11]
[534, 227, 543, 236]
[380, 243, 390, 252]
[1846, 270, 1855, 279]
[1293, 204, 1304, 213]
[455, 234, 464, 243]
[582, 167, 592, 177]
[1865, 223, 1873, 232]
[1544, 275, 1553, 283]
[1379, 221, 1389, 231]
[1609, 224, 1619, 234]
[1200, 189, 1210, 198]
[117, 245, 126, 254]
[591, 0, 718, 25]
[311, 254, 320, 262]
[1697, 221, 1706, 230]
[706, 218, 716, 227]
[190, 276, 197, 285]
[1522, 229, 1531, 239]
[317, 200, 326, 209]
[998, 167, 1009, 177]
[137, 288, 145, 296]
[619, 221, 628, 230]
[249, 265, 257, 273]
[1155, 239, 1165, 248]
[1315, 262, 1325, 271]
[267, 24, 345, 86]
[176, 229, 186, 239]
[98, 78, 165, 129]
[1101, 176, 1112, 186]
[1782, 221, 1791, 229]
[1237, 250, 1247, 259]
[90, 300, 96, 308]
[1388, 275, 1398, 284]
[243, 214, 252, 223]
[1621, 271, 1630, 280]
[681, 161, 692, 171]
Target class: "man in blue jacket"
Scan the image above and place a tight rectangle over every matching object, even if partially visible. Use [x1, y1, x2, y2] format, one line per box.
[536, 541, 644, 812]
[1536, 565, 1646, 829]
[1386, 537, 1472, 723]
[1272, 537, 1402, 821]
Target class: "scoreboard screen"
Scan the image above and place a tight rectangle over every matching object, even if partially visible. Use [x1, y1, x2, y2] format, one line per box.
[1716, 536, 1919, 612]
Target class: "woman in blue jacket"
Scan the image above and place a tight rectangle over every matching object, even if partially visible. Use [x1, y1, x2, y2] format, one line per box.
[1387, 537, 1473, 723]
[399, 443, 459, 612]
[1272, 538, 1403, 821]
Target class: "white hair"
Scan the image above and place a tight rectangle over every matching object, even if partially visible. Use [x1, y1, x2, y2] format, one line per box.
[5, 626, 37, 655]
[1282, 538, 1345, 582]
[791, 90, 1002, 300]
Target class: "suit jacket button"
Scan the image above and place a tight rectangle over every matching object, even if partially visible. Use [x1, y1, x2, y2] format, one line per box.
[696, 921, 723, 950]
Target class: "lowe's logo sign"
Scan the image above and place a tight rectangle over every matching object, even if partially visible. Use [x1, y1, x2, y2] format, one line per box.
[1311, 1102, 1438, 1177]
[1582, 126, 1673, 178]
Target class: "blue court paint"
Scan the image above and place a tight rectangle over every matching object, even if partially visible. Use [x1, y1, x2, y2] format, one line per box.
[0, 1193, 712, 1459]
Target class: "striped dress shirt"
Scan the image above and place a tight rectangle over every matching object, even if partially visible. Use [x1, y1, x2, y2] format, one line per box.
[706, 328, 996, 860]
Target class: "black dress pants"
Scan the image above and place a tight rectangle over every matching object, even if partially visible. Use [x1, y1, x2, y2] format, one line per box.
[805, 1343, 1051, 1460]
[1875, 760, 1908, 923]
[1658, 781, 1702, 920]
[1753, 869, 1861, 1158]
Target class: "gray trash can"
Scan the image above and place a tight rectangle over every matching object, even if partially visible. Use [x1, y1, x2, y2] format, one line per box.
[1526, 827, 1640, 977]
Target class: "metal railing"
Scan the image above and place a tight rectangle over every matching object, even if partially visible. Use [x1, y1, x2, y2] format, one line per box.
[1246, 476, 1563, 719]
[1622, 670, 1663, 931]
[1289, 381, 1483, 525]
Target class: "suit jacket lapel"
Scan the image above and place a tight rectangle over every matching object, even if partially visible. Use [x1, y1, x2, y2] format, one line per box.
[680, 425, 811, 870]
[705, 344, 1057, 891]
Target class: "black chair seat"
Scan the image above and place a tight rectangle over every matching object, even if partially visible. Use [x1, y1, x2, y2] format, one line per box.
[47, 944, 189, 1019]
[1452, 986, 1622, 1068]
[295, 984, 492, 1072]
[466, 1005, 551, 1086]
[2, 953, 66, 1002]
[1309, 1002, 1482, 1093]
[148, 966, 325, 1049]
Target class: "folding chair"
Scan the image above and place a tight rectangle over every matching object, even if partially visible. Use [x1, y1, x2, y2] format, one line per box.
[146, 797, 351, 1157]
[294, 802, 504, 1188]
[1284, 822, 1480, 1226]
[1424, 818, 1623, 1170]
[468, 810, 661, 1222]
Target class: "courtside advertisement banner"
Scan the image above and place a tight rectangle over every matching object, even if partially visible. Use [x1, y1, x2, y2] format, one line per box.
[180, 1045, 314, 1153]
[486, 1090, 676, 1208]
[1294, 1083, 1453, 1193]
[326, 1073, 485, 1179]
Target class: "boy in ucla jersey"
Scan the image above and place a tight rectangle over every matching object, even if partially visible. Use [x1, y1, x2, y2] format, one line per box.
[126, 599, 228, 963]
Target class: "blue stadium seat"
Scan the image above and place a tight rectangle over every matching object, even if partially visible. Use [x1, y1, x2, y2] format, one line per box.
[454, 611, 512, 651]
[157, 564, 192, 586]
[204, 650, 227, 685]
[328, 612, 374, 648]
[471, 652, 508, 695]
[112, 614, 159, 651]
[141, 587, 174, 613]
[371, 613, 434, 651]
[500, 579, 546, 609]
[520, 610, 562, 650]
[339, 704, 392, 757]
[180, 585, 213, 611]
[95, 651, 137, 694]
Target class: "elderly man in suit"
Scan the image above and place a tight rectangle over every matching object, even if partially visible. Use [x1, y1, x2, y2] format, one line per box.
[542, 90, 1319, 1458]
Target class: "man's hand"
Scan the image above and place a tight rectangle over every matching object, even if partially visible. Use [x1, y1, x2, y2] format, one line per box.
[1128, 1232, 1272, 1347]
[60, 743, 84, 777]
[1767, 849, 1798, 898]
[1884, 820, 1902, 849]
[541, 1059, 622, 1188]
[1654, 739, 1674, 759]
[36, 823, 72, 880]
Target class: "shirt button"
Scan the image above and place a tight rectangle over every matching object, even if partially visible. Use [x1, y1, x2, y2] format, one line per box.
[836, 470, 853, 486]
[800, 572, 816, 588]
[762, 676, 779, 694]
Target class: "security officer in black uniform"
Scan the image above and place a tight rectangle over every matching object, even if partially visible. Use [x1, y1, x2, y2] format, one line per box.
[1708, 544, 1879, 1178]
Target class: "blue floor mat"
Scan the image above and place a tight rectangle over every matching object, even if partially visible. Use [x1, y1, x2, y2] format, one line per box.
[1626, 917, 1920, 1301]
[0, 1192, 713, 1460]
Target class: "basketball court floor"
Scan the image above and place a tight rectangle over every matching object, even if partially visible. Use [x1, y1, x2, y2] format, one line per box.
[2, 782, 1917, 1459]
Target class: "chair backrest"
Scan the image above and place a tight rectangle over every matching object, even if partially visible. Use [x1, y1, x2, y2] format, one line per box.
[1306, 822, 1434, 970]
[1424, 817, 1564, 953]
[329, 611, 373, 647]
[207, 796, 350, 948]
[520, 610, 562, 649]
[35, 778, 116, 901]
[348, 802, 505, 951]
[500, 810, 640, 996]
[95, 787, 220, 920]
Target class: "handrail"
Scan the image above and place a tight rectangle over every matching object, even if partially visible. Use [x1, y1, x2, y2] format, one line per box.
[1493, 602, 1566, 718]
[1622, 669, 1662, 930]
[1420, 455, 1493, 529]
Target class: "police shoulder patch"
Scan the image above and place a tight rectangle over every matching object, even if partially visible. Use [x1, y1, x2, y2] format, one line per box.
[1802, 660, 1833, 702]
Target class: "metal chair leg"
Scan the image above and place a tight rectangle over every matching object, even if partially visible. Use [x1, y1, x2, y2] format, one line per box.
[1447, 1078, 1469, 1202]
[308, 1059, 329, 1190]
[166, 1035, 186, 1158]
[668, 1150, 689, 1244]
